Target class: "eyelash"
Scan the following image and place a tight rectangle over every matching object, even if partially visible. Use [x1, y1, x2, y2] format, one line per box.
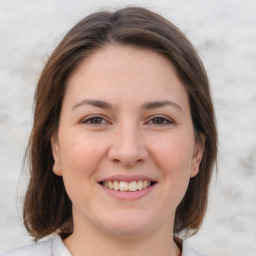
[81, 115, 110, 125]
[146, 115, 174, 126]
[81, 115, 174, 126]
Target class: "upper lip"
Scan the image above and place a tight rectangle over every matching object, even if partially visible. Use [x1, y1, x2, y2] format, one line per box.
[99, 175, 157, 183]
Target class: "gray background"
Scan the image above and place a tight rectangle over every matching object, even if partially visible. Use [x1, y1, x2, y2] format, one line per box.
[0, 0, 256, 255]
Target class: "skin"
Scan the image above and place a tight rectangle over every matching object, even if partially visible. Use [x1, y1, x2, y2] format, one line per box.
[51, 45, 204, 256]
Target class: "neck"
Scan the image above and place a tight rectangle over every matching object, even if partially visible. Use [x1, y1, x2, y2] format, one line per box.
[63, 218, 181, 256]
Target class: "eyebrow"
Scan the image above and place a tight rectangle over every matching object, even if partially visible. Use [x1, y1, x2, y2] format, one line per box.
[72, 99, 112, 110]
[72, 99, 182, 112]
[142, 100, 183, 112]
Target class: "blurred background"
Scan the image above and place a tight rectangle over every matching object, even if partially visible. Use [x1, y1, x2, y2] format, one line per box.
[0, 0, 256, 255]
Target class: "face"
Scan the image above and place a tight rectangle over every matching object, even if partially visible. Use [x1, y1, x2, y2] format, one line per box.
[51, 45, 204, 239]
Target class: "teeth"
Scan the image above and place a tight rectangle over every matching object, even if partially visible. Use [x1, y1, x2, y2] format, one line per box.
[113, 181, 119, 190]
[108, 181, 113, 189]
[129, 181, 137, 192]
[137, 181, 143, 190]
[102, 180, 152, 191]
[103, 181, 109, 188]
[119, 181, 129, 191]
[143, 181, 148, 189]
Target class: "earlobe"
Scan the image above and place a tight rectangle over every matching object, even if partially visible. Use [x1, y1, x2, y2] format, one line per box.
[51, 134, 62, 176]
[190, 134, 205, 178]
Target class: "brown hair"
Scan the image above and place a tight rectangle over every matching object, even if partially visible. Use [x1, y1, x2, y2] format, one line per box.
[23, 6, 217, 240]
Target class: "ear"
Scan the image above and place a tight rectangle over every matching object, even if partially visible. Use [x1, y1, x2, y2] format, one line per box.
[51, 133, 62, 176]
[190, 133, 206, 178]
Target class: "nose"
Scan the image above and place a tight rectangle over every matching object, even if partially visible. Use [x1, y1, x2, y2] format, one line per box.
[108, 124, 149, 167]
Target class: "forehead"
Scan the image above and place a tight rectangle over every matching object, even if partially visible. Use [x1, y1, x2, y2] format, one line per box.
[68, 44, 179, 82]
[63, 45, 189, 110]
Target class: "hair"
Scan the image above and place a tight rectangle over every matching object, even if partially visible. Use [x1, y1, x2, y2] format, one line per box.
[23, 6, 217, 241]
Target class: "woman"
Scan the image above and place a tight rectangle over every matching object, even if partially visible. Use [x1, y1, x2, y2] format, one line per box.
[2, 6, 217, 256]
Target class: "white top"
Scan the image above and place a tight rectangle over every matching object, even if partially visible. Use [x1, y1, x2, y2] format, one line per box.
[1, 235, 206, 256]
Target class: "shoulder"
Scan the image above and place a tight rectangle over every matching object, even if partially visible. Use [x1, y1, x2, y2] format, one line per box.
[0, 239, 52, 256]
[182, 240, 207, 256]
[0, 236, 71, 256]
[175, 237, 207, 256]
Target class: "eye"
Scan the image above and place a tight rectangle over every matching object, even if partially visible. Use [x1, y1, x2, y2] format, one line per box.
[81, 116, 109, 125]
[147, 116, 174, 126]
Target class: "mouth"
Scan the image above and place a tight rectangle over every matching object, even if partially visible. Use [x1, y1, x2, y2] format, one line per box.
[99, 180, 156, 192]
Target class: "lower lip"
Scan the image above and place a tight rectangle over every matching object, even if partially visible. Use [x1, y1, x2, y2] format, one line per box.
[100, 183, 156, 200]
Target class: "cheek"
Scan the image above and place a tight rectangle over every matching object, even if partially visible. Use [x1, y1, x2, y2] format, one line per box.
[57, 135, 106, 205]
[58, 132, 108, 179]
[151, 133, 195, 192]
[152, 133, 194, 171]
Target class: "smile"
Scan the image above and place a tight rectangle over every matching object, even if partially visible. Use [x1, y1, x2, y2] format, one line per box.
[102, 180, 152, 192]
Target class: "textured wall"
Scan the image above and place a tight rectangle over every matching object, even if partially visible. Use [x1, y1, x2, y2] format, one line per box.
[0, 0, 256, 255]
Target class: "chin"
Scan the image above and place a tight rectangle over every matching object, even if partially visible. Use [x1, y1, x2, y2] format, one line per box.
[105, 224, 151, 239]
[99, 211, 156, 239]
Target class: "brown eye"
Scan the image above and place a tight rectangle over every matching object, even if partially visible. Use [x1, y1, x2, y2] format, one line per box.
[82, 116, 108, 125]
[149, 116, 173, 125]
[88, 117, 104, 124]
